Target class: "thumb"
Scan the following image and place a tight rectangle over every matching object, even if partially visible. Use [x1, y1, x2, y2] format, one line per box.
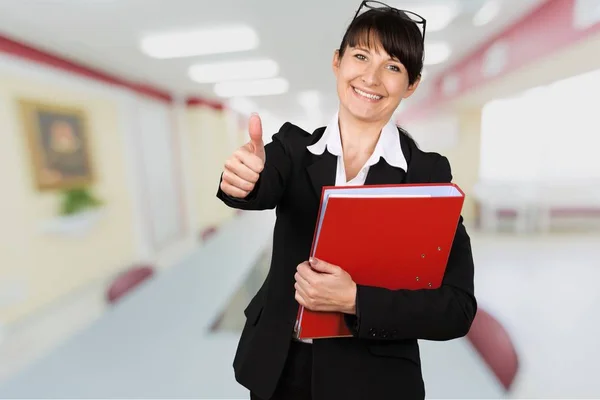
[248, 113, 265, 159]
[309, 257, 337, 274]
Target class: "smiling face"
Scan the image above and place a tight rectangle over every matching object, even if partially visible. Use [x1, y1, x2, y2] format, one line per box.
[333, 38, 420, 125]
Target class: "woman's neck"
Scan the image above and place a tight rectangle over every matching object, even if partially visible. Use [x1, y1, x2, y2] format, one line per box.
[337, 108, 388, 158]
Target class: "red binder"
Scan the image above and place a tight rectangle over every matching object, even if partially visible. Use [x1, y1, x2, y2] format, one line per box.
[294, 183, 465, 339]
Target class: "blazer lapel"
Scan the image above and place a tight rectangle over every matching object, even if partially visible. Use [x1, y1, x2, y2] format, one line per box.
[364, 131, 409, 185]
[306, 151, 337, 199]
[364, 158, 407, 185]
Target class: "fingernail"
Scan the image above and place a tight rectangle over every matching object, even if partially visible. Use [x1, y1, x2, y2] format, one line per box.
[309, 257, 317, 265]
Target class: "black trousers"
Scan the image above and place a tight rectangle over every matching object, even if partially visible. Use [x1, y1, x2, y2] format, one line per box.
[250, 340, 313, 400]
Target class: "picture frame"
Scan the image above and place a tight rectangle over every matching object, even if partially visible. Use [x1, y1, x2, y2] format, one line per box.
[19, 99, 95, 191]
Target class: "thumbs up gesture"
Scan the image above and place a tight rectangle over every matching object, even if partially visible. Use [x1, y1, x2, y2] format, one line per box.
[220, 113, 266, 198]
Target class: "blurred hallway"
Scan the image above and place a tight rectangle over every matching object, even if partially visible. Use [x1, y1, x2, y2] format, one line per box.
[0, 275, 108, 384]
[470, 231, 600, 398]
[1, 228, 600, 398]
[1, 0, 600, 398]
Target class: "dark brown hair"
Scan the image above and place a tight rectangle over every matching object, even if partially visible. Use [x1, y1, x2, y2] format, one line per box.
[338, 8, 424, 85]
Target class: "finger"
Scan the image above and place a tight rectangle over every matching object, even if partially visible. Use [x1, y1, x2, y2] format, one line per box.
[309, 257, 338, 274]
[235, 147, 264, 174]
[222, 169, 255, 193]
[224, 157, 260, 183]
[220, 180, 248, 199]
[297, 262, 317, 284]
[294, 282, 312, 302]
[248, 114, 264, 151]
[295, 290, 308, 308]
[294, 271, 312, 292]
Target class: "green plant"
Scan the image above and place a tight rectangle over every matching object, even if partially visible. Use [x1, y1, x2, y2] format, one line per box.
[59, 187, 103, 216]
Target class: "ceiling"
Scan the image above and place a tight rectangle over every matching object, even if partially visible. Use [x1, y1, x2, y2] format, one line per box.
[0, 0, 546, 125]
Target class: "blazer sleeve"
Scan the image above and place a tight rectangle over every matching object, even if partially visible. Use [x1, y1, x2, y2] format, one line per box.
[344, 156, 477, 341]
[216, 123, 293, 210]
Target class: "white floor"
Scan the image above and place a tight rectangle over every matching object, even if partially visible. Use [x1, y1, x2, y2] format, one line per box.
[0, 277, 108, 384]
[470, 231, 600, 399]
[1, 230, 599, 399]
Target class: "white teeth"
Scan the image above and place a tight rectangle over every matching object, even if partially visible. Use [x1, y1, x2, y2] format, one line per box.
[354, 87, 382, 100]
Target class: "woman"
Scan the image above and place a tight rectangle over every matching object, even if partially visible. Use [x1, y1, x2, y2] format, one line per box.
[217, 2, 477, 399]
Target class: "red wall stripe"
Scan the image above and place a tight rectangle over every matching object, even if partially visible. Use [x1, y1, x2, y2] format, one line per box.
[186, 96, 225, 111]
[0, 33, 225, 110]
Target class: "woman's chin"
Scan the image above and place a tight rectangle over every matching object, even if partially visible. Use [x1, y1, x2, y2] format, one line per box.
[345, 104, 383, 123]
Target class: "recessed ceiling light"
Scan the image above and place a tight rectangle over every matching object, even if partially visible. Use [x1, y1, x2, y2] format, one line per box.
[473, 0, 501, 26]
[395, 1, 460, 32]
[140, 25, 258, 59]
[424, 42, 452, 65]
[214, 78, 289, 97]
[188, 59, 279, 84]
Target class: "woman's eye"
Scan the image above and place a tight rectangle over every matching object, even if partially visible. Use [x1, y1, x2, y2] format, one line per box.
[354, 54, 367, 61]
[388, 65, 400, 72]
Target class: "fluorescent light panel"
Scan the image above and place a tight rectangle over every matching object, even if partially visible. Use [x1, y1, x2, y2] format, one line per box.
[189, 59, 279, 84]
[140, 25, 258, 59]
[214, 78, 289, 97]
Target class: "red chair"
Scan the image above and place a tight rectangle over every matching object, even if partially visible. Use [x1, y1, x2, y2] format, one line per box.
[106, 266, 155, 304]
[466, 308, 519, 391]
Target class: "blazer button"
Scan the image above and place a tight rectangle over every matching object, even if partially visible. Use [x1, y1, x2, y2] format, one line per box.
[369, 328, 377, 337]
[381, 330, 388, 339]
[391, 329, 398, 338]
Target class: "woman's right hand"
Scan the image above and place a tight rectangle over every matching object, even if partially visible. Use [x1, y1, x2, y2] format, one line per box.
[220, 113, 266, 199]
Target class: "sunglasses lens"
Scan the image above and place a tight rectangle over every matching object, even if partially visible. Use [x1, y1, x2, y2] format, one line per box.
[400, 11, 424, 23]
[358, 1, 426, 38]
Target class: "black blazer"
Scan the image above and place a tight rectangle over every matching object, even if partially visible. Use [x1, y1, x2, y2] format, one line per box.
[216, 122, 477, 400]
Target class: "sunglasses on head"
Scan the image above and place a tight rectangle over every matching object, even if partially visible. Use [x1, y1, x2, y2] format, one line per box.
[352, 0, 427, 42]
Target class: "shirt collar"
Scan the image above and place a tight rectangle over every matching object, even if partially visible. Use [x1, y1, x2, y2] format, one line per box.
[307, 112, 407, 171]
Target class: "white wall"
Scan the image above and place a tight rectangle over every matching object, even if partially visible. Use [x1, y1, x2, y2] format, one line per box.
[0, 52, 191, 323]
[401, 111, 460, 153]
[480, 68, 600, 182]
[131, 96, 186, 253]
[402, 110, 481, 222]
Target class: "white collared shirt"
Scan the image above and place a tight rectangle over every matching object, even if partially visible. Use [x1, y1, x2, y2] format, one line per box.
[295, 113, 407, 344]
[307, 112, 407, 186]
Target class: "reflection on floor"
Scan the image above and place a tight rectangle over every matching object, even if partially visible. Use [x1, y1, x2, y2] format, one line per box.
[210, 244, 272, 333]
[1, 231, 600, 398]
[209, 231, 600, 399]
[471, 231, 600, 399]
[0, 276, 109, 384]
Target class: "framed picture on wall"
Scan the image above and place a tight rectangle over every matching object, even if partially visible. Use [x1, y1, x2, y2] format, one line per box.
[19, 99, 95, 191]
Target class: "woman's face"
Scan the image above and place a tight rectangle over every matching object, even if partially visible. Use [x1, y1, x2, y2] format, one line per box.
[333, 40, 420, 124]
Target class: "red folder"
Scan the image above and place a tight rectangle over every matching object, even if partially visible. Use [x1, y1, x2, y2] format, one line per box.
[294, 183, 465, 339]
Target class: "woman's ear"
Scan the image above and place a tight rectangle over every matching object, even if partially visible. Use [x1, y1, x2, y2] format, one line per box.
[403, 75, 422, 99]
[332, 49, 341, 76]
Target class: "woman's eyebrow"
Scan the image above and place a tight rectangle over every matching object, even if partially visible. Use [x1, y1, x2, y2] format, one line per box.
[353, 46, 402, 64]
[353, 46, 372, 53]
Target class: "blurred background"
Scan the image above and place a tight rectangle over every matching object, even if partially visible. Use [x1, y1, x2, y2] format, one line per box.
[0, 0, 599, 398]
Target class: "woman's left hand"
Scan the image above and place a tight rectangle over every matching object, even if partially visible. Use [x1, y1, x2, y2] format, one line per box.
[294, 258, 357, 315]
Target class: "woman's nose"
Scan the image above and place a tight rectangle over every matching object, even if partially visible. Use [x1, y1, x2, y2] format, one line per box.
[361, 66, 381, 86]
